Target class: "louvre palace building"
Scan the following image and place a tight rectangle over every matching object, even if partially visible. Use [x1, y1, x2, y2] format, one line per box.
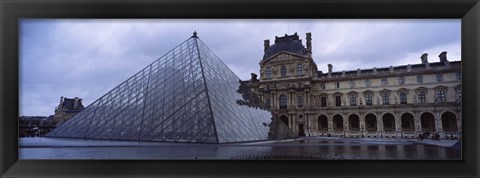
[245, 32, 461, 139]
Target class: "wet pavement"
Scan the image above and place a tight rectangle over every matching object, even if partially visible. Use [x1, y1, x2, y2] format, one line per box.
[19, 137, 461, 160]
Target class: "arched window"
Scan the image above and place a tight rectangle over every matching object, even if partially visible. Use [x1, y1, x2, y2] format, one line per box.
[279, 94, 288, 109]
[281, 65, 287, 78]
[266, 67, 272, 79]
[296, 64, 303, 77]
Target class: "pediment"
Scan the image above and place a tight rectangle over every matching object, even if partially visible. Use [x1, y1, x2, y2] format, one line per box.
[260, 51, 306, 64]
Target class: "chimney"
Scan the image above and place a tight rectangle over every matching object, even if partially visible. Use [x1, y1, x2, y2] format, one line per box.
[421, 53, 430, 68]
[306, 32, 312, 56]
[264, 39, 270, 51]
[79, 99, 83, 108]
[59, 96, 64, 109]
[327, 64, 333, 78]
[250, 73, 258, 81]
[74, 97, 79, 108]
[439, 51, 450, 67]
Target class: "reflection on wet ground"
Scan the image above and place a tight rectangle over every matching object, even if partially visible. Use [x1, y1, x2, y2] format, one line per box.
[19, 137, 461, 160]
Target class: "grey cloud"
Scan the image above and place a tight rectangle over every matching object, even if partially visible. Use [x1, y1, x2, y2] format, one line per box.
[20, 19, 460, 116]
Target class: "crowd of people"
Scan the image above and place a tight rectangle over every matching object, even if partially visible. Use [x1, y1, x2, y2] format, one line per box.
[418, 131, 443, 141]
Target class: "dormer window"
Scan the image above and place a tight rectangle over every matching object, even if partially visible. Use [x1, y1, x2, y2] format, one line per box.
[398, 76, 405, 84]
[381, 78, 388, 85]
[417, 75, 423, 83]
[436, 73, 443, 82]
[320, 83, 326, 89]
[365, 79, 371, 86]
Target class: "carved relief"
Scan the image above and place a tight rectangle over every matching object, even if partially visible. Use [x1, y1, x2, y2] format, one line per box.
[288, 66, 295, 73]
[269, 53, 293, 63]
[272, 68, 278, 74]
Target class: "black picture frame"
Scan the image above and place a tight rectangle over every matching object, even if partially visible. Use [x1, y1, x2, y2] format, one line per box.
[1, 0, 479, 177]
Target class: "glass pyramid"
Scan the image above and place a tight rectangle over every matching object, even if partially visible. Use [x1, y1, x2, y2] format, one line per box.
[47, 33, 295, 143]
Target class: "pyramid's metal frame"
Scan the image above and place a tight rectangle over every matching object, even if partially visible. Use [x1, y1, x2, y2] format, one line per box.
[47, 34, 295, 143]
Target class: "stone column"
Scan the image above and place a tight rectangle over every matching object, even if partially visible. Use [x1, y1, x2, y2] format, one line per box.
[414, 112, 422, 133]
[343, 114, 349, 137]
[435, 110, 444, 137]
[456, 111, 462, 133]
[305, 92, 309, 107]
[359, 113, 366, 137]
[272, 93, 275, 109]
[291, 114, 296, 132]
[328, 113, 333, 135]
[378, 115, 384, 138]
[395, 113, 401, 137]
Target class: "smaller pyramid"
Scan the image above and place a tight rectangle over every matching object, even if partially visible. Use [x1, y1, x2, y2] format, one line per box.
[47, 33, 296, 143]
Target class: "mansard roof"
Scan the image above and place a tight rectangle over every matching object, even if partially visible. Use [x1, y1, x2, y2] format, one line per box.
[263, 33, 307, 60]
[317, 61, 461, 78]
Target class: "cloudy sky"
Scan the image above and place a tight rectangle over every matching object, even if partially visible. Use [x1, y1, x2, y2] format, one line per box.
[19, 19, 461, 116]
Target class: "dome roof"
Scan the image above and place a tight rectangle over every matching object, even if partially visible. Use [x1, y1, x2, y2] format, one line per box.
[263, 33, 307, 60]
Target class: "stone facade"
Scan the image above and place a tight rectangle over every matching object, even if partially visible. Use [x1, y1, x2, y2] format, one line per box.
[53, 96, 85, 123]
[245, 33, 462, 139]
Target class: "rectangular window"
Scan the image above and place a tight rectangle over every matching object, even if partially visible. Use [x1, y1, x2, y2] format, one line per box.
[382, 93, 389, 105]
[335, 96, 341, 106]
[456, 89, 462, 101]
[349, 81, 355, 88]
[366, 94, 373, 105]
[266, 84, 270, 90]
[417, 75, 423, 83]
[350, 95, 357, 106]
[436, 73, 443, 82]
[265, 97, 271, 108]
[335, 82, 340, 89]
[321, 97, 327, 107]
[365, 79, 370, 86]
[456, 71, 461, 80]
[297, 64, 303, 77]
[297, 95, 304, 107]
[279, 95, 288, 109]
[418, 91, 426, 104]
[437, 90, 446, 103]
[399, 92, 407, 104]
[320, 83, 326, 89]
[381, 78, 388, 85]
[398, 76, 405, 84]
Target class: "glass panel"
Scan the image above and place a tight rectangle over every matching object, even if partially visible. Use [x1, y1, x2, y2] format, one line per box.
[47, 36, 295, 143]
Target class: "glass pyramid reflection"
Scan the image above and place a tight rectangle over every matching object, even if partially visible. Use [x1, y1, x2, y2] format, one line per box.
[47, 33, 295, 143]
